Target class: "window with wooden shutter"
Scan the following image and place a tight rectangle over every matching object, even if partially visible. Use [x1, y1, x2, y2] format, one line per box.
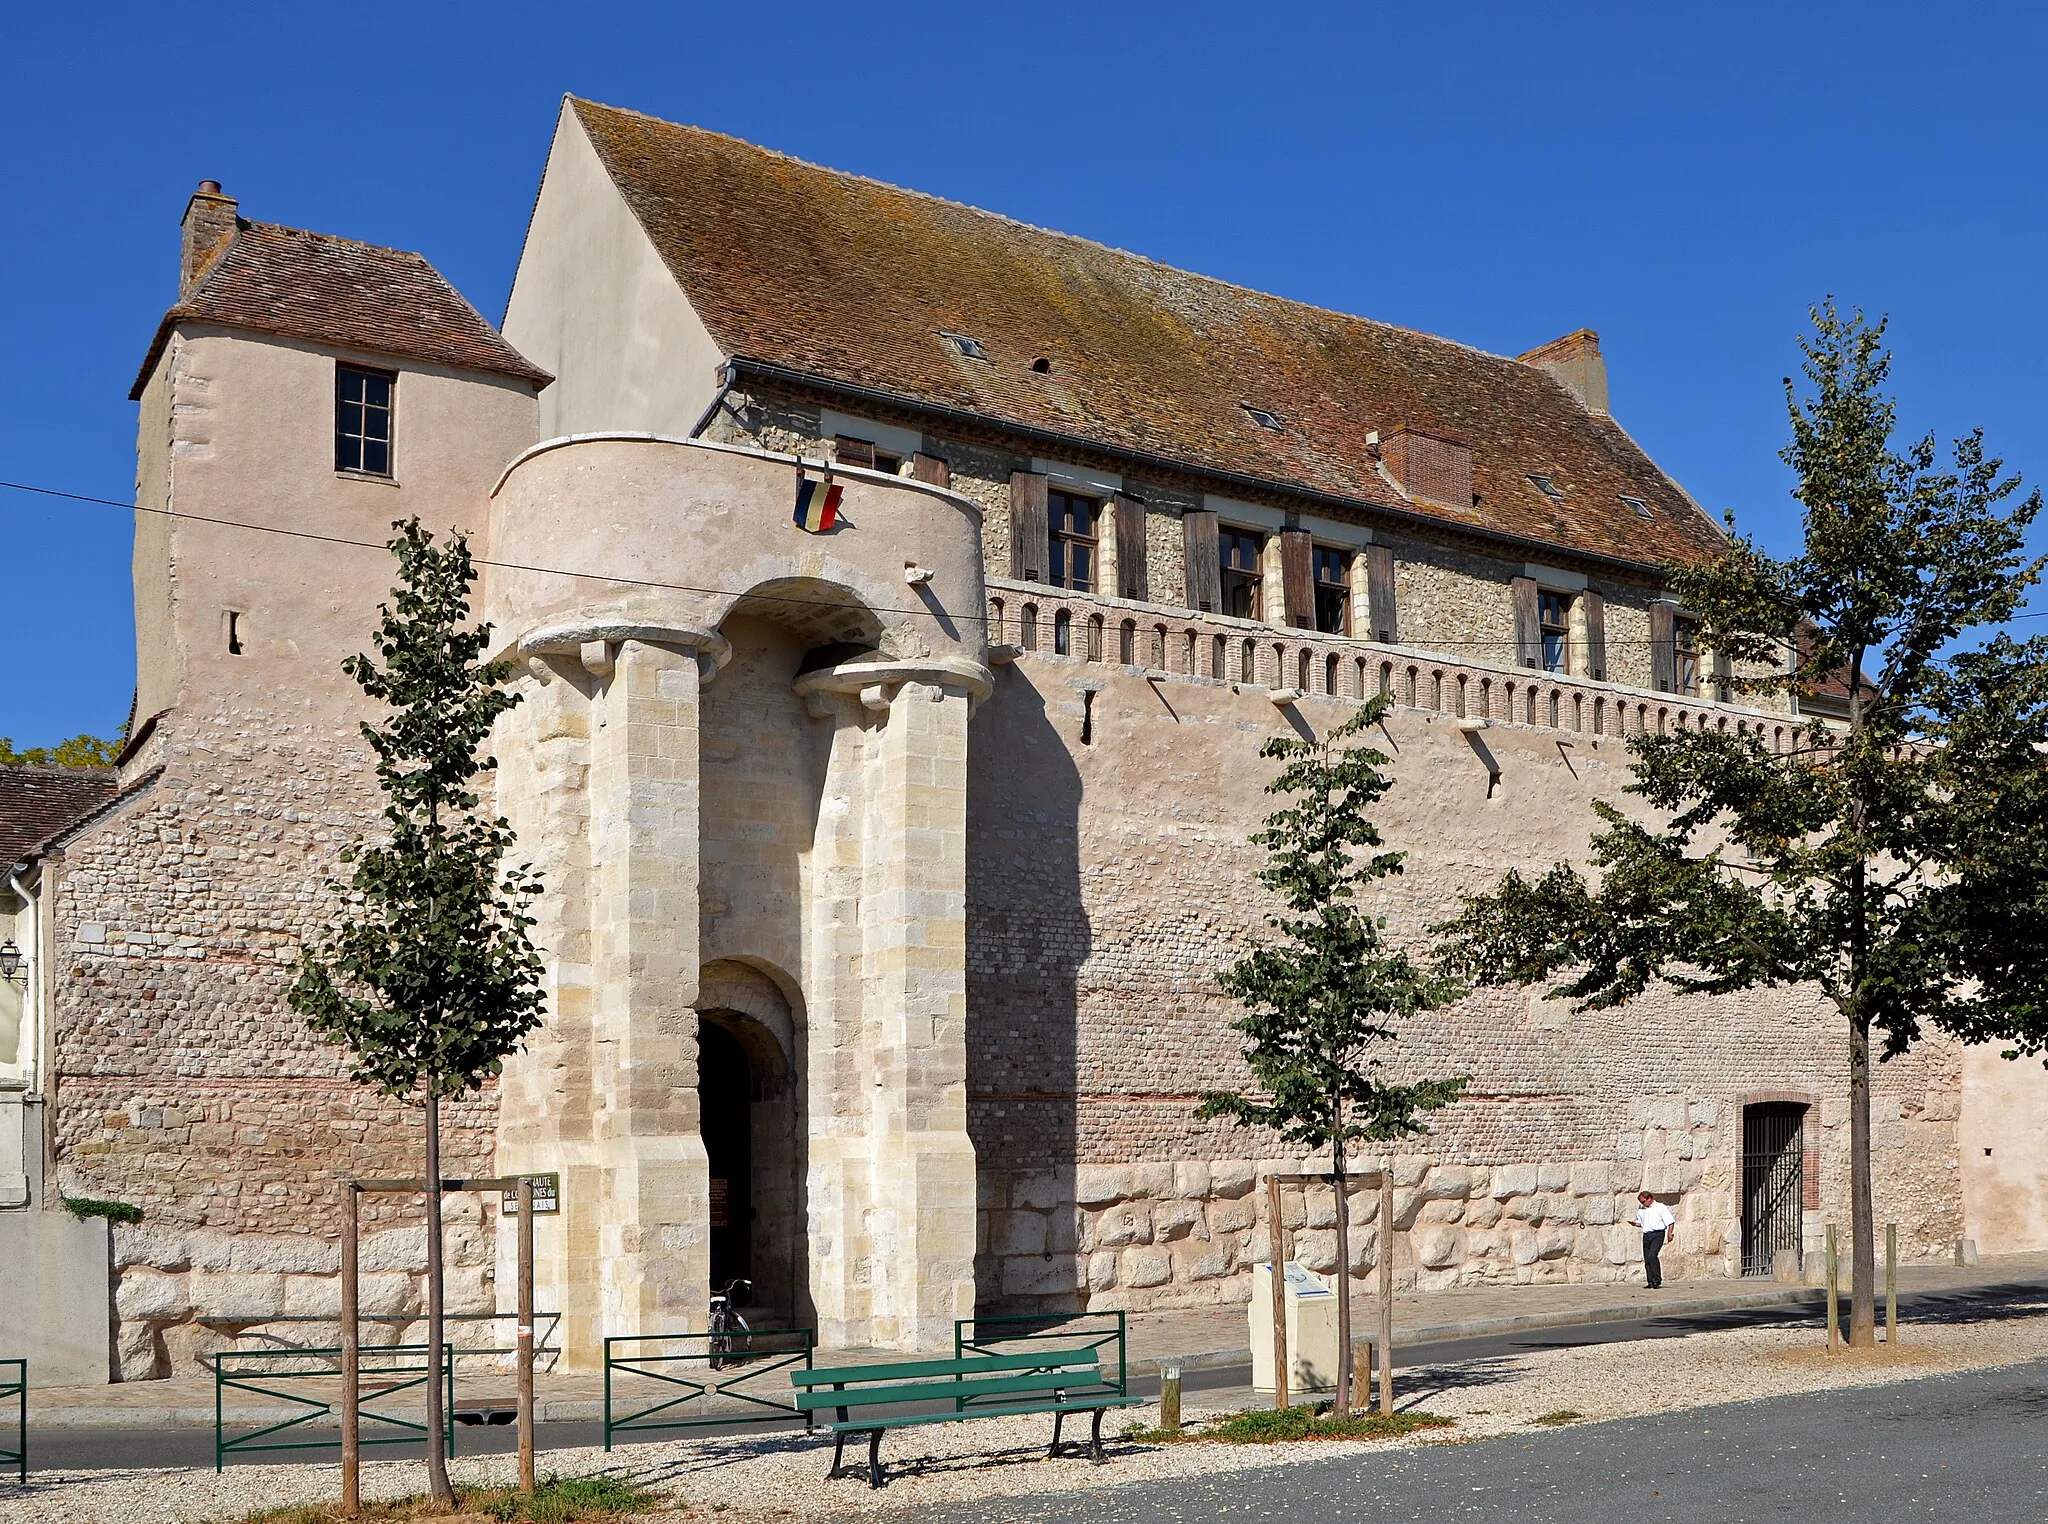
[1220, 528, 1264, 620]
[1280, 529, 1314, 629]
[1010, 471, 1050, 582]
[909, 452, 950, 487]
[1183, 510, 1222, 612]
[834, 436, 877, 469]
[1713, 648, 1733, 702]
[1313, 547, 1351, 634]
[1582, 590, 1606, 680]
[1511, 576, 1541, 668]
[1112, 495, 1148, 601]
[1364, 544, 1397, 643]
[1650, 601, 1677, 692]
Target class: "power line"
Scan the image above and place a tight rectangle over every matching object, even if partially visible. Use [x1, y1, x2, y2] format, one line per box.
[2, 475, 2041, 639]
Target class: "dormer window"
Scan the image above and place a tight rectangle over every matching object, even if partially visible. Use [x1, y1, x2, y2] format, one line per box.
[336, 364, 394, 477]
[1621, 494, 1654, 519]
[1527, 473, 1566, 504]
[942, 332, 988, 360]
[1242, 405, 1283, 431]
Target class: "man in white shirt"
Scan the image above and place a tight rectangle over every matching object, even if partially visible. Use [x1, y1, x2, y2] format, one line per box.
[1636, 1192, 1676, 1288]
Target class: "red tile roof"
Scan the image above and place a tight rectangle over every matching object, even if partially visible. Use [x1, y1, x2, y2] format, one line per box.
[131, 221, 551, 398]
[571, 98, 1724, 570]
[0, 765, 117, 870]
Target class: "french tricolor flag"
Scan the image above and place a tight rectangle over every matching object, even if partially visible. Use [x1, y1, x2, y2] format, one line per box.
[793, 474, 842, 533]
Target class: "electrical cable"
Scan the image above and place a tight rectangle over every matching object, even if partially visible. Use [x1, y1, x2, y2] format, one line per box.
[1, 476, 2040, 635]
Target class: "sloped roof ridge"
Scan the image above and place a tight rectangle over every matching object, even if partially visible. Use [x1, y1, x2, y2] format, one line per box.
[567, 96, 1535, 380]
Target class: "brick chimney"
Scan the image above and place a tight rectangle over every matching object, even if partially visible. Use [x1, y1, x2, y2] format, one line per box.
[1519, 329, 1609, 415]
[1379, 423, 1473, 510]
[180, 181, 238, 299]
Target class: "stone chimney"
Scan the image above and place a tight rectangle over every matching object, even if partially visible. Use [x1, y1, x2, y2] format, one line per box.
[180, 181, 238, 299]
[1519, 329, 1610, 415]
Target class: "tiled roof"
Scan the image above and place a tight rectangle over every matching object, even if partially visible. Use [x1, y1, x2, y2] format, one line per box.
[571, 98, 1724, 570]
[0, 765, 117, 870]
[131, 222, 551, 398]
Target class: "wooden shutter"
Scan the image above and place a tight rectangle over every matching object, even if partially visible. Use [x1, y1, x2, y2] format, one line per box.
[1511, 576, 1541, 668]
[1650, 601, 1677, 692]
[1183, 510, 1222, 612]
[909, 452, 950, 488]
[1010, 471, 1049, 582]
[1280, 530, 1314, 628]
[1582, 590, 1607, 680]
[834, 436, 876, 469]
[1113, 496, 1149, 601]
[1364, 544, 1397, 642]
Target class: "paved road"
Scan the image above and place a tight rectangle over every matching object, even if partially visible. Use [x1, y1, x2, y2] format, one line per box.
[912, 1359, 2048, 1524]
[28, 1281, 2034, 1475]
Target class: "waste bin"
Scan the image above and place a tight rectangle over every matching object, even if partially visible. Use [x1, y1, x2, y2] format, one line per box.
[1248, 1260, 1340, 1394]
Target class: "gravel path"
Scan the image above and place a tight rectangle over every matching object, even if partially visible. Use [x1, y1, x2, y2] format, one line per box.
[7, 1297, 2045, 1524]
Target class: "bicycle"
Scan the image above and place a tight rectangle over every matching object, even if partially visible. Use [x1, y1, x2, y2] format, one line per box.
[709, 1278, 754, 1369]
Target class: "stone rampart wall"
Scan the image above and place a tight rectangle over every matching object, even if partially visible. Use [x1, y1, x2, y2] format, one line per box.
[965, 647, 1962, 1315]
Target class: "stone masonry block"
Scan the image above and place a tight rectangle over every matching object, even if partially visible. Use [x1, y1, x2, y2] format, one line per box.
[1493, 1164, 1538, 1199]
[1075, 1166, 1132, 1207]
[1420, 1166, 1471, 1201]
[1536, 1163, 1570, 1192]
[1569, 1161, 1612, 1198]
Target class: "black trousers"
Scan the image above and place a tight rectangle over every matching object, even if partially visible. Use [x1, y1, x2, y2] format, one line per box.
[1643, 1228, 1666, 1288]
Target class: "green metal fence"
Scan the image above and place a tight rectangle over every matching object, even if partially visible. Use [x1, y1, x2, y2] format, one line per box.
[214, 1344, 454, 1471]
[0, 1358, 23, 1484]
[603, 1328, 814, 1450]
[953, 1311, 1128, 1411]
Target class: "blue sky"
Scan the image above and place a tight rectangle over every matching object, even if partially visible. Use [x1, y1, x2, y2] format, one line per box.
[3, 1, 2043, 746]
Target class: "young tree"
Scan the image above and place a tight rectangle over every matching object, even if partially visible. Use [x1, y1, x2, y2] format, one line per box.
[1197, 697, 1467, 1416]
[1438, 306, 2048, 1347]
[289, 520, 546, 1503]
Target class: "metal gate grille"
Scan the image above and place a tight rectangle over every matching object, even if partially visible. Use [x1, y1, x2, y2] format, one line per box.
[1741, 1104, 1805, 1276]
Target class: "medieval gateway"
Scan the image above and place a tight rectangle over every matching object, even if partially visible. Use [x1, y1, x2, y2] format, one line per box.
[5, 97, 2044, 1379]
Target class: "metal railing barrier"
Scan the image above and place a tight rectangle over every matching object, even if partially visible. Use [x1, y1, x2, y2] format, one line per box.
[0, 1359, 23, 1484]
[953, 1310, 1129, 1412]
[603, 1328, 815, 1451]
[214, 1344, 454, 1471]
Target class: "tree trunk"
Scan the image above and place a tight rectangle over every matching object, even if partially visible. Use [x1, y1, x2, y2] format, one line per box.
[423, 1090, 454, 1503]
[1331, 1122, 1353, 1418]
[1847, 1012, 1877, 1347]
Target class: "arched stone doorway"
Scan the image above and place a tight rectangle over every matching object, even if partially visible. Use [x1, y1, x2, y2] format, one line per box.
[696, 962, 805, 1324]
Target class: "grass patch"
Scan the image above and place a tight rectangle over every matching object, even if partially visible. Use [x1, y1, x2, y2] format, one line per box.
[242, 1475, 661, 1523]
[1533, 1410, 1583, 1427]
[1128, 1404, 1453, 1445]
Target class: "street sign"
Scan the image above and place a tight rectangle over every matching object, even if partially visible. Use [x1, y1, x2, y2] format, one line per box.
[501, 1172, 560, 1215]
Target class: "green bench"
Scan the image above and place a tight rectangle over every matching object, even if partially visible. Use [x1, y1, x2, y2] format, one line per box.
[790, 1346, 1142, 1488]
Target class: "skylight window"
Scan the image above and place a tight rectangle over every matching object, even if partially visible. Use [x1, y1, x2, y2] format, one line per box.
[941, 332, 988, 360]
[1621, 494, 1654, 519]
[1242, 405, 1283, 431]
[1527, 473, 1567, 504]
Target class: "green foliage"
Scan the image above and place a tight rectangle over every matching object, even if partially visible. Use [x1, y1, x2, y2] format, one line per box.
[61, 1195, 142, 1225]
[240, 1475, 661, 1523]
[1439, 305, 2048, 1053]
[1197, 698, 1468, 1154]
[1128, 1404, 1452, 1444]
[475, 1475, 661, 1522]
[288, 520, 546, 1101]
[1534, 1409, 1584, 1426]
[0, 733, 122, 767]
[1436, 304, 2048, 1342]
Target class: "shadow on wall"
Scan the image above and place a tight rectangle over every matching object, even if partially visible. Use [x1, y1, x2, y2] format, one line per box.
[966, 667, 1088, 1315]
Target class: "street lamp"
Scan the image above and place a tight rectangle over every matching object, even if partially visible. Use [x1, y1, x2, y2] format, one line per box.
[0, 940, 22, 982]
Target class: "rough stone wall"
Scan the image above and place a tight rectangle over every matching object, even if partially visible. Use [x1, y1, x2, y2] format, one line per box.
[964, 651, 1963, 1314]
[51, 719, 504, 1378]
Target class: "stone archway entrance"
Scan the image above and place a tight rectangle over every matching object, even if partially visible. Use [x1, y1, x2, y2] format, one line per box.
[698, 1021, 755, 1291]
[695, 975, 804, 1323]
